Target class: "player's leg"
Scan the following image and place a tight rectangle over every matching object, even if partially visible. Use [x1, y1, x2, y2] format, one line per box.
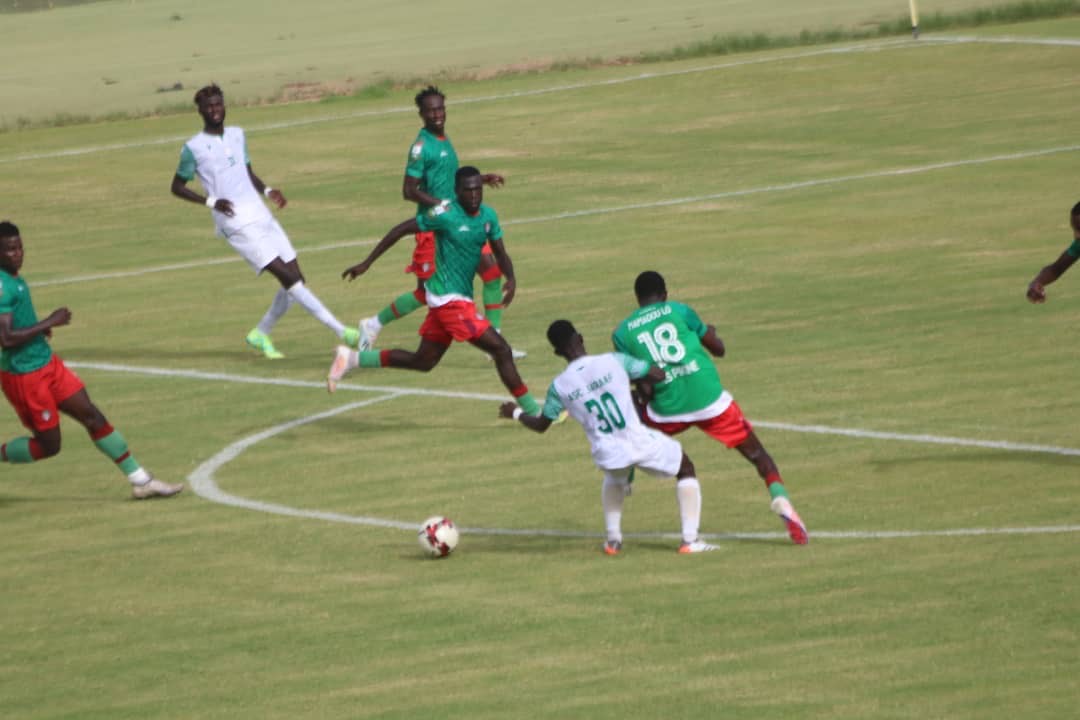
[264, 257, 359, 348]
[57, 384, 183, 499]
[476, 248, 526, 359]
[246, 288, 291, 359]
[357, 233, 435, 350]
[600, 468, 632, 555]
[328, 336, 450, 392]
[734, 431, 808, 545]
[471, 326, 540, 415]
[1, 362, 63, 463]
[634, 430, 716, 553]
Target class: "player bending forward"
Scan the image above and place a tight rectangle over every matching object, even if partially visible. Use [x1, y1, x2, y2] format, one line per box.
[0, 222, 182, 499]
[501, 319, 717, 555]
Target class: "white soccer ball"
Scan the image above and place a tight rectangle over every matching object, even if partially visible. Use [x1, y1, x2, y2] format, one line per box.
[418, 516, 459, 558]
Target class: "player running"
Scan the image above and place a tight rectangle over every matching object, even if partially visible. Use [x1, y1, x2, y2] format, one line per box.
[613, 271, 808, 545]
[353, 86, 524, 358]
[500, 320, 717, 555]
[0, 222, 183, 499]
[170, 84, 360, 359]
[328, 166, 541, 414]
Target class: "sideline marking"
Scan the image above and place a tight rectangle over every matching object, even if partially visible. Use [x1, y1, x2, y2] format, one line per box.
[35, 140, 1080, 289]
[67, 361, 1080, 540]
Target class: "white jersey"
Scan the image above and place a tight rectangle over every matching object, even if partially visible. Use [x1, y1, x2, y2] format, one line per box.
[176, 127, 274, 236]
[543, 352, 677, 471]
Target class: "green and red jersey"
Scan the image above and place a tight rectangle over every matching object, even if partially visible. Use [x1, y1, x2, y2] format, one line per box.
[0, 270, 52, 374]
[405, 128, 459, 214]
[416, 201, 502, 304]
[612, 301, 724, 418]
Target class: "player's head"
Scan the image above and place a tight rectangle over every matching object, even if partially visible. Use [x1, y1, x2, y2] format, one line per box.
[194, 84, 225, 129]
[634, 270, 668, 305]
[415, 85, 446, 134]
[0, 221, 24, 274]
[455, 166, 484, 212]
[547, 319, 584, 360]
[1071, 200, 1080, 232]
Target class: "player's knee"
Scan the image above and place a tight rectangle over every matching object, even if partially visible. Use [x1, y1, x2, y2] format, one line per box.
[38, 436, 61, 457]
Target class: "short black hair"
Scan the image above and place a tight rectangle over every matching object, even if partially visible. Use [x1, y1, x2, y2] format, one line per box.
[455, 165, 482, 185]
[547, 320, 577, 352]
[0, 221, 19, 239]
[634, 270, 666, 300]
[415, 85, 445, 109]
[1071, 200, 1080, 218]
[194, 84, 223, 106]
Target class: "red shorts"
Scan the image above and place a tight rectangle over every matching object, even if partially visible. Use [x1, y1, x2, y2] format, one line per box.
[406, 231, 437, 280]
[1, 355, 85, 433]
[419, 300, 492, 345]
[646, 400, 753, 449]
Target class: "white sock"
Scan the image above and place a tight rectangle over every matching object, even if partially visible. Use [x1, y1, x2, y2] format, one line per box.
[676, 477, 702, 544]
[344, 348, 359, 371]
[287, 281, 346, 337]
[257, 289, 293, 334]
[128, 467, 151, 486]
[367, 315, 383, 332]
[602, 475, 628, 542]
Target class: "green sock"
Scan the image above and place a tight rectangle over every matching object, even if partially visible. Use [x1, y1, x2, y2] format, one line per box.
[93, 428, 141, 475]
[2, 437, 37, 464]
[377, 290, 424, 326]
[482, 279, 503, 330]
[359, 350, 384, 368]
[765, 473, 788, 500]
[517, 392, 540, 415]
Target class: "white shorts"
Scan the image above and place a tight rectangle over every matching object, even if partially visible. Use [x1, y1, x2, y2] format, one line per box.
[221, 218, 297, 273]
[597, 428, 683, 483]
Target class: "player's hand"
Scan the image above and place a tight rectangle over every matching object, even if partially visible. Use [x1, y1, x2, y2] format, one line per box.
[482, 173, 505, 189]
[342, 261, 370, 281]
[501, 277, 517, 307]
[498, 401, 520, 419]
[266, 188, 287, 209]
[214, 198, 236, 217]
[1027, 280, 1047, 303]
[46, 307, 72, 328]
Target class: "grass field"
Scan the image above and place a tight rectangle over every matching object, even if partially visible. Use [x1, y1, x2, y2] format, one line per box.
[2, 8, 1080, 720]
[0, 0, 1031, 127]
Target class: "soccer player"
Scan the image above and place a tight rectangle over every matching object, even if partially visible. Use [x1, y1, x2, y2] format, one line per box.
[328, 166, 541, 415]
[354, 86, 524, 358]
[613, 271, 809, 545]
[500, 320, 717, 555]
[1026, 200, 1080, 303]
[0, 222, 183, 499]
[170, 84, 360, 359]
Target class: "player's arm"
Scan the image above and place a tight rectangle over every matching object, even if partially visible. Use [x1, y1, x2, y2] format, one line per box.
[700, 325, 726, 357]
[342, 217, 421, 281]
[488, 238, 516, 307]
[1027, 240, 1080, 303]
[481, 173, 505, 188]
[499, 401, 553, 433]
[171, 145, 235, 216]
[247, 164, 286, 209]
[0, 308, 71, 349]
[402, 175, 443, 208]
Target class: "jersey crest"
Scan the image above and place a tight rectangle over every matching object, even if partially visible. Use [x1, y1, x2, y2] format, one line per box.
[410, 142, 424, 158]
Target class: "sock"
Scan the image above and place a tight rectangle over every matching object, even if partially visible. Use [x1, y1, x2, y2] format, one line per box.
[482, 277, 503, 330]
[1, 437, 46, 463]
[287, 281, 346, 337]
[256, 288, 293, 334]
[377, 290, 424, 326]
[511, 386, 539, 415]
[90, 424, 142, 477]
[764, 472, 789, 501]
[602, 475, 628, 543]
[358, 350, 389, 368]
[676, 477, 702, 544]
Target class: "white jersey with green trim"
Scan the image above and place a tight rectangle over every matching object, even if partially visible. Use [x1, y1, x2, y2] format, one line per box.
[176, 127, 273, 235]
[542, 352, 670, 471]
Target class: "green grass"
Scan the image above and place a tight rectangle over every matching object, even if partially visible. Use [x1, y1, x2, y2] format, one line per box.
[2, 16, 1080, 720]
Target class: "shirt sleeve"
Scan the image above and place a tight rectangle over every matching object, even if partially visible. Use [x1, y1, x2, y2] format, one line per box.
[176, 144, 196, 181]
[240, 129, 250, 165]
[1066, 239, 1080, 258]
[675, 302, 707, 338]
[541, 382, 565, 421]
[612, 325, 630, 354]
[614, 352, 652, 380]
[485, 207, 503, 242]
[405, 141, 425, 179]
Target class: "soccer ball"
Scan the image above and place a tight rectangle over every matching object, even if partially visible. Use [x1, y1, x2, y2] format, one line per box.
[418, 516, 459, 558]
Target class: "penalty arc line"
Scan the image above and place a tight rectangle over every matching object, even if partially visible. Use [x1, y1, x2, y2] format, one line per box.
[66, 361, 1080, 541]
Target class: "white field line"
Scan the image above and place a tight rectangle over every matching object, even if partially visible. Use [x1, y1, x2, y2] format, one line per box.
[69, 361, 1080, 540]
[0, 39, 922, 166]
[33, 141, 1080, 289]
